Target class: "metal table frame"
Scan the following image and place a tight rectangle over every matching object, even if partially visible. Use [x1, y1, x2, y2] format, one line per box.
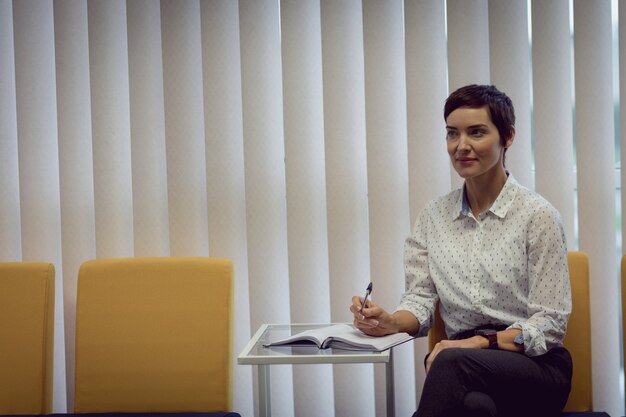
[238, 323, 395, 417]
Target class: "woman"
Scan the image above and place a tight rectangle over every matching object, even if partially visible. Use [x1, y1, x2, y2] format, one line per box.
[351, 84, 572, 417]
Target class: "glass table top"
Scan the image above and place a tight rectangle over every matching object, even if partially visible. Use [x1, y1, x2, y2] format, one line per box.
[238, 323, 391, 365]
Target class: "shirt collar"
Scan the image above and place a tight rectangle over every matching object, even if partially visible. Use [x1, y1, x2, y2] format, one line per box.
[453, 172, 519, 220]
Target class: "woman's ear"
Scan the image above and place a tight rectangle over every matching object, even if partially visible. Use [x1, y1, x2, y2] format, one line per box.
[505, 126, 516, 148]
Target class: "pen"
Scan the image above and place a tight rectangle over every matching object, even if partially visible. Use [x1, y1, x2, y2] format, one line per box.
[359, 282, 373, 314]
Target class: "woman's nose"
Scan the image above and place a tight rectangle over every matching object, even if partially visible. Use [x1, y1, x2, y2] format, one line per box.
[457, 134, 471, 151]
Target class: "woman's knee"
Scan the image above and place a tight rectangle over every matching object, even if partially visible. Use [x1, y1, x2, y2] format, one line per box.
[463, 391, 497, 417]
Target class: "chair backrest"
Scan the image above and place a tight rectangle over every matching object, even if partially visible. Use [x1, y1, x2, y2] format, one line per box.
[562, 251, 592, 411]
[74, 257, 234, 413]
[427, 251, 592, 412]
[0, 262, 55, 414]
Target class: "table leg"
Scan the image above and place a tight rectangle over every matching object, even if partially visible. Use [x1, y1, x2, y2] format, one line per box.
[258, 364, 271, 417]
[386, 350, 395, 417]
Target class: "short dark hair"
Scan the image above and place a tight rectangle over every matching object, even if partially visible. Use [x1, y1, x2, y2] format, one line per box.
[444, 84, 516, 148]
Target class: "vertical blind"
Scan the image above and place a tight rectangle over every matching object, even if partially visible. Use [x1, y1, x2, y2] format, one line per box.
[0, 0, 622, 416]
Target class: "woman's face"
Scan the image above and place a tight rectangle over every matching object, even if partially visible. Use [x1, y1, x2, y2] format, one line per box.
[445, 106, 512, 180]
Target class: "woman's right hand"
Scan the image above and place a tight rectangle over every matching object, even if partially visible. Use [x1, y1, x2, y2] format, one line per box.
[350, 296, 396, 337]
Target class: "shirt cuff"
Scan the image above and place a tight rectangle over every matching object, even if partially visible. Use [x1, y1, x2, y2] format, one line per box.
[508, 322, 547, 356]
[395, 305, 431, 338]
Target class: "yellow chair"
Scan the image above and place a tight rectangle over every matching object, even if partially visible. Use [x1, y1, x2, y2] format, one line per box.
[562, 251, 592, 412]
[622, 255, 626, 416]
[74, 257, 234, 413]
[428, 251, 597, 414]
[0, 262, 55, 414]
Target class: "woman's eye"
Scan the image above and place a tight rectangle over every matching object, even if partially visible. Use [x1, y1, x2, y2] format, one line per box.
[470, 129, 485, 137]
[446, 130, 458, 140]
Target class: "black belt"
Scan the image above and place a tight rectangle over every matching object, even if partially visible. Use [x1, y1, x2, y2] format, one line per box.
[453, 324, 509, 341]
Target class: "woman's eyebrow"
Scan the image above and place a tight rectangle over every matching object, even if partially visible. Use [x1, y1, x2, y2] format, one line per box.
[445, 124, 488, 130]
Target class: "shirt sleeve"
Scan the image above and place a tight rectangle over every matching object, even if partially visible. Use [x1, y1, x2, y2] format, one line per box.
[396, 205, 438, 338]
[508, 204, 572, 357]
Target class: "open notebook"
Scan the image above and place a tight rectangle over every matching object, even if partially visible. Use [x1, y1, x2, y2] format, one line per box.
[263, 323, 416, 352]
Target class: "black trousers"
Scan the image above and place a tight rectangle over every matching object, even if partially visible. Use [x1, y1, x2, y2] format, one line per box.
[413, 346, 572, 417]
